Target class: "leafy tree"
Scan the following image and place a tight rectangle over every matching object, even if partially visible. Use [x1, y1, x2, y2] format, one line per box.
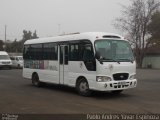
[32, 30, 38, 39]
[0, 40, 4, 51]
[5, 30, 39, 53]
[5, 43, 12, 52]
[18, 30, 39, 52]
[5, 39, 21, 53]
[114, 0, 160, 68]
[22, 30, 39, 42]
[22, 30, 32, 42]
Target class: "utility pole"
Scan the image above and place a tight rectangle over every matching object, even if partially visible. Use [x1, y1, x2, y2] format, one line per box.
[4, 25, 7, 51]
[58, 24, 61, 35]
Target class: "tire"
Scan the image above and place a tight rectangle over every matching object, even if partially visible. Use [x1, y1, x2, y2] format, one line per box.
[111, 90, 123, 94]
[76, 78, 91, 96]
[17, 64, 20, 69]
[32, 73, 42, 87]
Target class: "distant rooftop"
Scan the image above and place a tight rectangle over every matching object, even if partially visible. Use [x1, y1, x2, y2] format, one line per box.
[146, 45, 160, 55]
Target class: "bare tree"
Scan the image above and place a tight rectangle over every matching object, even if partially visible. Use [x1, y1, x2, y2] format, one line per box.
[114, 0, 160, 68]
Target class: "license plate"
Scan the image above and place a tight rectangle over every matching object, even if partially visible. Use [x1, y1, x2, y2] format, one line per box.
[118, 82, 126, 85]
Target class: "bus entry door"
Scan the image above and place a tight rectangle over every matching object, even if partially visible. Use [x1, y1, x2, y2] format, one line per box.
[59, 45, 69, 85]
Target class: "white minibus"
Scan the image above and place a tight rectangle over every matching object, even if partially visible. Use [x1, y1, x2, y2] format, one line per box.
[23, 32, 137, 96]
[0, 51, 12, 69]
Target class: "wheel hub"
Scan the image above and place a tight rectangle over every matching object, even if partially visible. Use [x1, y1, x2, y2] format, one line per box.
[79, 82, 88, 92]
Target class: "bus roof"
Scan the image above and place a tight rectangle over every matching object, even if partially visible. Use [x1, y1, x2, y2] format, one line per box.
[24, 32, 125, 45]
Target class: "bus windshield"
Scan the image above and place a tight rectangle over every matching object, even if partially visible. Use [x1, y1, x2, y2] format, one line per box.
[95, 39, 134, 62]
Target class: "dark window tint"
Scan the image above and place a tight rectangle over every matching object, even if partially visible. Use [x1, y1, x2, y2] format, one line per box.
[79, 41, 96, 71]
[30, 44, 43, 60]
[64, 46, 68, 65]
[43, 43, 58, 60]
[69, 40, 94, 61]
[60, 46, 63, 64]
[70, 44, 79, 61]
[82, 45, 94, 61]
[23, 43, 58, 60]
[23, 45, 30, 59]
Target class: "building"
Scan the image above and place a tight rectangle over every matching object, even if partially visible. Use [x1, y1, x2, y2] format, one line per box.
[142, 45, 160, 69]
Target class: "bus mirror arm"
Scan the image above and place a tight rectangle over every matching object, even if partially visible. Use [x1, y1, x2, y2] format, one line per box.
[95, 51, 100, 59]
[95, 52, 103, 64]
[99, 60, 103, 64]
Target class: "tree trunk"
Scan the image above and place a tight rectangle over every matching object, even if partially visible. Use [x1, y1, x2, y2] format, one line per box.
[136, 48, 144, 68]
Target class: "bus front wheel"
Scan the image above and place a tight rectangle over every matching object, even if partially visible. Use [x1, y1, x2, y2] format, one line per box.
[76, 78, 91, 96]
[32, 73, 42, 87]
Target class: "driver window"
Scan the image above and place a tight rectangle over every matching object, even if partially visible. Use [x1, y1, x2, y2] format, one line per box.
[83, 45, 94, 61]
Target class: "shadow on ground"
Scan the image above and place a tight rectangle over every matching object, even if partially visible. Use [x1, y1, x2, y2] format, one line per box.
[25, 83, 133, 100]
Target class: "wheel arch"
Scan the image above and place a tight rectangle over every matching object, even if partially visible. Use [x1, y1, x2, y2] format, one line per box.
[32, 72, 39, 80]
[75, 76, 92, 96]
[76, 76, 88, 88]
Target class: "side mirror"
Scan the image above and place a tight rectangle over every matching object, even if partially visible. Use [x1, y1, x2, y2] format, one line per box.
[95, 51, 100, 60]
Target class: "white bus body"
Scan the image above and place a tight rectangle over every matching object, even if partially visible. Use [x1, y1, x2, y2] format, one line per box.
[23, 32, 137, 96]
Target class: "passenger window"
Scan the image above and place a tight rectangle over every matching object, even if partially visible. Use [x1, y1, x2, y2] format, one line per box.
[23, 45, 30, 59]
[30, 44, 43, 60]
[70, 44, 79, 61]
[43, 43, 58, 60]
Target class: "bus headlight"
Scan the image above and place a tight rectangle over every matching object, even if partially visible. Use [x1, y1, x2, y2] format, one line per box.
[129, 74, 136, 80]
[96, 76, 112, 82]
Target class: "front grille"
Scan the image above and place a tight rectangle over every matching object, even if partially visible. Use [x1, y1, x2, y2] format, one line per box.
[113, 73, 129, 81]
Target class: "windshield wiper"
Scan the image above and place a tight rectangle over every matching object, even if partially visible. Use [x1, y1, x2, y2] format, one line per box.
[117, 59, 134, 63]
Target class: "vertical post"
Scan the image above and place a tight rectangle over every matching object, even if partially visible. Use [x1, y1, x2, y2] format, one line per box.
[4, 25, 7, 51]
[58, 24, 61, 35]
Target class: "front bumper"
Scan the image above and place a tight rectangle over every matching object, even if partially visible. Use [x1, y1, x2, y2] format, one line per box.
[93, 79, 137, 91]
[0, 65, 12, 69]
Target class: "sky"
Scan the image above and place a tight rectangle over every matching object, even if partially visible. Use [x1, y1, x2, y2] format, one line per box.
[0, 0, 131, 41]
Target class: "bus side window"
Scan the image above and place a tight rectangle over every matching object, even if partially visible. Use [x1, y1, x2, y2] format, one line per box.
[83, 46, 94, 61]
[31, 44, 43, 60]
[43, 43, 58, 60]
[82, 44, 96, 71]
[23, 45, 30, 60]
[70, 44, 79, 61]
[60, 46, 63, 64]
